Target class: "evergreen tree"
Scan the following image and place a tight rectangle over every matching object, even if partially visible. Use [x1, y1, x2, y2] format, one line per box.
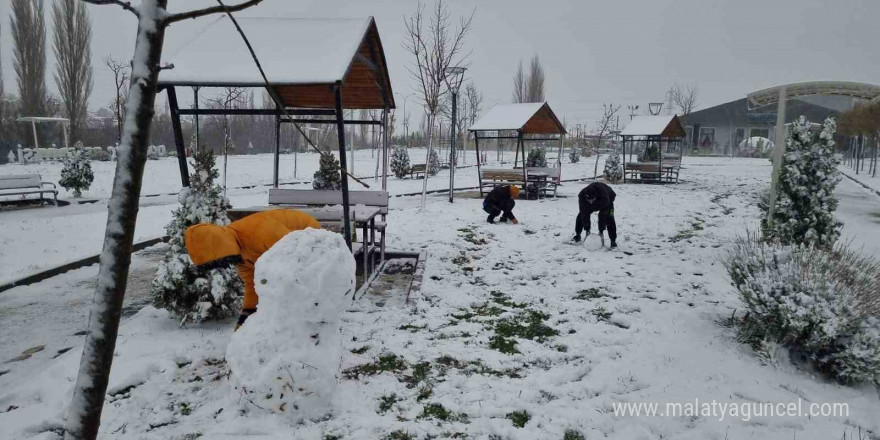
[390, 146, 411, 178]
[313, 153, 342, 190]
[763, 116, 842, 247]
[603, 152, 623, 183]
[59, 146, 93, 197]
[151, 149, 243, 324]
[526, 146, 547, 167]
[427, 148, 441, 176]
[568, 145, 581, 163]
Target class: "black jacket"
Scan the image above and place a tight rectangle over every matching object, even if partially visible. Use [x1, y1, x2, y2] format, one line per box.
[484, 185, 514, 208]
[578, 182, 616, 214]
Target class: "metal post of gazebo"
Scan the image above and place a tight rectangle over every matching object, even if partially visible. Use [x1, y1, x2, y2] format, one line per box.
[334, 83, 353, 250]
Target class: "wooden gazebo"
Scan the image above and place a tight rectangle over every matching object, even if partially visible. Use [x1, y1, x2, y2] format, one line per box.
[157, 16, 395, 247]
[620, 115, 686, 183]
[468, 102, 566, 196]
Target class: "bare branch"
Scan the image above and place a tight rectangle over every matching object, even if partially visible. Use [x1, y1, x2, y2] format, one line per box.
[80, 0, 139, 17]
[165, 0, 263, 24]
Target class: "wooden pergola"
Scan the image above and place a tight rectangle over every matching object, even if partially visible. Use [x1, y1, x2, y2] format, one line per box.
[468, 102, 567, 194]
[620, 115, 686, 184]
[157, 16, 395, 247]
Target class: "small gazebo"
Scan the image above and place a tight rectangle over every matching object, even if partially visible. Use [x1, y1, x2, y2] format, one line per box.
[468, 102, 566, 195]
[620, 115, 686, 183]
[157, 16, 395, 247]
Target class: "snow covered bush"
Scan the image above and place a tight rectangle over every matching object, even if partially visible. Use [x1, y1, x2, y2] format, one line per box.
[725, 235, 880, 384]
[604, 152, 623, 183]
[526, 146, 547, 168]
[313, 153, 343, 190]
[226, 228, 356, 421]
[638, 142, 660, 162]
[568, 146, 581, 163]
[427, 148, 441, 176]
[59, 148, 94, 197]
[763, 116, 842, 248]
[151, 149, 243, 324]
[390, 146, 411, 178]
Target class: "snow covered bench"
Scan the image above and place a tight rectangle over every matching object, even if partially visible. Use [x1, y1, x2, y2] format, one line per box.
[409, 164, 427, 179]
[0, 174, 58, 205]
[624, 160, 680, 183]
[525, 167, 561, 197]
[33, 148, 70, 162]
[267, 189, 389, 262]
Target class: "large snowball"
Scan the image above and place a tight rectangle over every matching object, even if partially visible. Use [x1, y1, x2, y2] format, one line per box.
[226, 228, 356, 421]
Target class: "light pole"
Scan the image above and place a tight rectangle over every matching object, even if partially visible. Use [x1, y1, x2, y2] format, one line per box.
[648, 102, 663, 115]
[395, 92, 416, 149]
[444, 66, 466, 203]
[627, 105, 639, 120]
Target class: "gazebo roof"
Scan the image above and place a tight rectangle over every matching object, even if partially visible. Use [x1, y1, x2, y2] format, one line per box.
[620, 115, 685, 138]
[469, 102, 566, 135]
[158, 16, 394, 109]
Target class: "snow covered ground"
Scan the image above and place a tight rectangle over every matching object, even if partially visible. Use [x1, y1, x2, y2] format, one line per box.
[1, 157, 879, 439]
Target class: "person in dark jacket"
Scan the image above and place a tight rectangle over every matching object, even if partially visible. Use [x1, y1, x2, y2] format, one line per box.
[483, 185, 520, 224]
[573, 182, 617, 247]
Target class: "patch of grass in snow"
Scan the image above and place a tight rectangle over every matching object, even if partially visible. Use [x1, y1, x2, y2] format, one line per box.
[506, 410, 530, 428]
[418, 402, 469, 423]
[378, 394, 400, 414]
[382, 430, 416, 440]
[434, 355, 522, 379]
[491, 310, 558, 355]
[458, 227, 488, 246]
[417, 385, 433, 402]
[342, 353, 408, 379]
[563, 429, 586, 440]
[322, 435, 341, 440]
[350, 345, 370, 354]
[490, 290, 527, 308]
[407, 361, 432, 388]
[592, 307, 613, 322]
[398, 323, 428, 332]
[573, 287, 606, 300]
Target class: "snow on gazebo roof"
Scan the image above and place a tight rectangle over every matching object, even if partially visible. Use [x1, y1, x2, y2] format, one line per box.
[468, 102, 566, 134]
[16, 117, 69, 123]
[158, 16, 394, 109]
[620, 115, 685, 138]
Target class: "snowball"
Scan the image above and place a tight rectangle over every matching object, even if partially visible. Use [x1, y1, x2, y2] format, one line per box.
[582, 233, 605, 251]
[226, 228, 356, 421]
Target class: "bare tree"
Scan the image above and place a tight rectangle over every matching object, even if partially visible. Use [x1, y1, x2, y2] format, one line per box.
[670, 82, 698, 116]
[53, 0, 93, 142]
[104, 56, 129, 144]
[512, 60, 526, 103]
[205, 87, 247, 191]
[403, 0, 473, 209]
[592, 103, 621, 179]
[11, 0, 47, 118]
[526, 54, 545, 103]
[65, 2, 263, 439]
[465, 81, 483, 125]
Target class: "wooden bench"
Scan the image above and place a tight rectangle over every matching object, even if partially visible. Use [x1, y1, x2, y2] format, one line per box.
[624, 160, 681, 183]
[267, 189, 389, 263]
[480, 168, 527, 195]
[410, 164, 427, 179]
[34, 148, 70, 161]
[0, 174, 58, 205]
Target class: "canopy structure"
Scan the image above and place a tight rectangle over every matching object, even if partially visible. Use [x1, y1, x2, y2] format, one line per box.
[157, 16, 395, 249]
[468, 102, 566, 195]
[16, 117, 70, 149]
[620, 115, 686, 183]
[747, 81, 880, 110]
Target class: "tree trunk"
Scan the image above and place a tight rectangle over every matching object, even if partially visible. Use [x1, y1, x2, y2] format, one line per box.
[593, 139, 602, 179]
[420, 113, 435, 210]
[64, 2, 167, 438]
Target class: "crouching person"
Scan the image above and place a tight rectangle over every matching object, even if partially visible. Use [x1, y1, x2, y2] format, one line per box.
[573, 182, 617, 248]
[185, 209, 321, 329]
[483, 185, 520, 224]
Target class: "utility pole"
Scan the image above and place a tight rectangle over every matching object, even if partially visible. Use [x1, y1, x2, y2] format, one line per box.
[445, 66, 466, 203]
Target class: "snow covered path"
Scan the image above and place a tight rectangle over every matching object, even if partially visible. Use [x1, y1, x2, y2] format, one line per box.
[2, 158, 879, 439]
[835, 176, 880, 258]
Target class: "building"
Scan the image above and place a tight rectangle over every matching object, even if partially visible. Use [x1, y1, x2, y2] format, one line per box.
[680, 96, 849, 156]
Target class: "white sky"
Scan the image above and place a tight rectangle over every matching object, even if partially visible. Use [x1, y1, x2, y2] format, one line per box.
[1, 0, 878, 129]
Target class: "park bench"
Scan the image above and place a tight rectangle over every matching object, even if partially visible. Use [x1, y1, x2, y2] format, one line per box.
[33, 148, 70, 162]
[525, 167, 562, 197]
[480, 168, 527, 195]
[267, 188, 389, 262]
[410, 164, 427, 179]
[0, 174, 58, 205]
[624, 156, 681, 183]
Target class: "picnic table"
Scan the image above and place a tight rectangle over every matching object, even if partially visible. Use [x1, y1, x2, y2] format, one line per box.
[227, 205, 383, 281]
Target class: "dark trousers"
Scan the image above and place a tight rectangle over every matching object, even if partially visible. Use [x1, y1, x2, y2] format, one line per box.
[484, 199, 516, 221]
[575, 204, 617, 243]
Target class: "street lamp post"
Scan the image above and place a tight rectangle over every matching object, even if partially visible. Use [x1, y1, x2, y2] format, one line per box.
[627, 105, 639, 120]
[445, 66, 467, 203]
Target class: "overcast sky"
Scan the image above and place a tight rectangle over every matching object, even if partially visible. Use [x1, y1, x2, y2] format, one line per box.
[1, 0, 878, 128]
